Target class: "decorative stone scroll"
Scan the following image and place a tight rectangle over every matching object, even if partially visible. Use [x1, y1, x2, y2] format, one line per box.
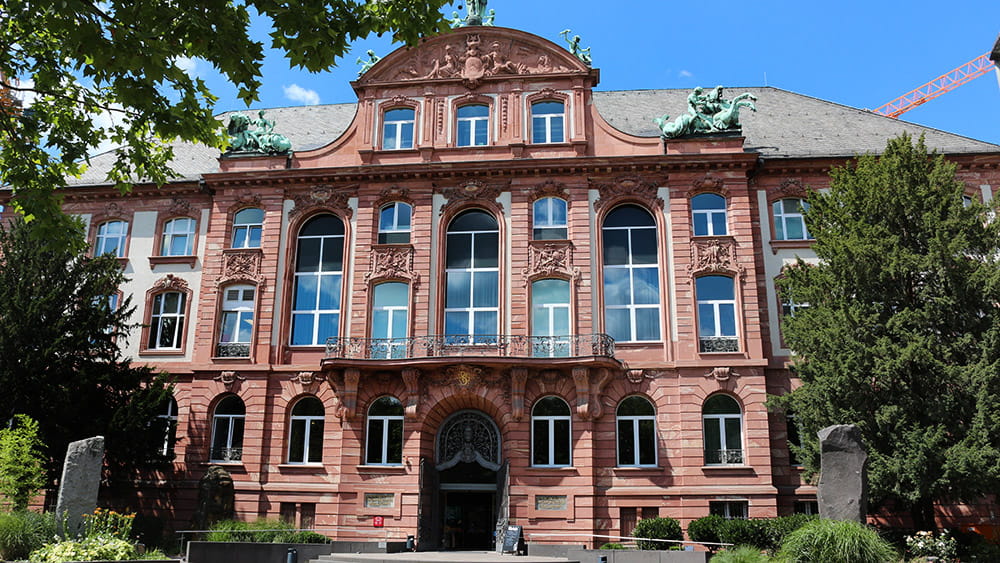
[688, 237, 745, 276]
[365, 245, 419, 288]
[102, 201, 127, 220]
[151, 273, 189, 293]
[401, 368, 420, 420]
[705, 367, 738, 381]
[165, 197, 192, 218]
[770, 178, 808, 202]
[217, 249, 263, 286]
[689, 175, 726, 197]
[522, 241, 580, 286]
[572, 367, 591, 419]
[589, 368, 614, 419]
[289, 186, 355, 219]
[624, 368, 668, 384]
[214, 371, 245, 389]
[372, 186, 413, 210]
[592, 175, 664, 212]
[510, 367, 528, 421]
[437, 180, 504, 216]
[291, 371, 325, 387]
[524, 179, 568, 202]
[228, 192, 262, 213]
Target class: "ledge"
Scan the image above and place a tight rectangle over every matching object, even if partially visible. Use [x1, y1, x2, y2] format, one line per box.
[139, 349, 185, 357]
[769, 239, 814, 254]
[701, 464, 755, 471]
[149, 255, 197, 267]
[276, 463, 327, 473]
[356, 464, 408, 473]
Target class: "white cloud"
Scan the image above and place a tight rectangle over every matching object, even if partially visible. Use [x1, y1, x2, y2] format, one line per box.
[174, 56, 199, 77]
[10, 77, 37, 108]
[678, 70, 693, 78]
[283, 84, 320, 106]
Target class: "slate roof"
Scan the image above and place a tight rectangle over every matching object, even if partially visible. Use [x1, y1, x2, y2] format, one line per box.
[69, 86, 1000, 187]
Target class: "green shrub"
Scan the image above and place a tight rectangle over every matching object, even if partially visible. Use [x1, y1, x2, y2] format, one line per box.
[599, 542, 627, 550]
[952, 528, 1000, 561]
[906, 529, 957, 561]
[29, 535, 138, 562]
[633, 517, 683, 550]
[280, 530, 329, 543]
[207, 518, 319, 543]
[777, 519, 897, 563]
[688, 514, 726, 547]
[0, 510, 57, 561]
[765, 514, 816, 552]
[0, 415, 47, 511]
[721, 519, 773, 552]
[710, 545, 772, 562]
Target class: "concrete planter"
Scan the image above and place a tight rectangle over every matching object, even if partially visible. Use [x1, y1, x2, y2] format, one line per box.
[186, 541, 408, 563]
[566, 549, 709, 563]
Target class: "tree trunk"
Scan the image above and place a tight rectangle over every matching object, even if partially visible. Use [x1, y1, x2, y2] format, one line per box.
[911, 497, 937, 531]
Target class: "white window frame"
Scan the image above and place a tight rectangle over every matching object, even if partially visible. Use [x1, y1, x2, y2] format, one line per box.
[702, 395, 744, 466]
[531, 397, 572, 467]
[456, 104, 489, 147]
[382, 107, 415, 150]
[616, 397, 657, 467]
[773, 198, 811, 240]
[602, 208, 661, 343]
[210, 396, 245, 463]
[691, 193, 728, 236]
[696, 276, 738, 353]
[532, 197, 568, 240]
[160, 217, 196, 256]
[531, 101, 565, 144]
[291, 217, 344, 346]
[155, 397, 178, 457]
[365, 397, 404, 466]
[377, 202, 412, 244]
[232, 208, 264, 248]
[96, 220, 128, 257]
[288, 399, 324, 465]
[444, 212, 499, 344]
[531, 279, 571, 357]
[371, 282, 409, 359]
[218, 285, 255, 357]
[149, 291, 185, 349]
[710, 500, 749, 519]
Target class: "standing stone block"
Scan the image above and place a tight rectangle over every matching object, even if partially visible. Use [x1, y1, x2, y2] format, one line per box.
[818, 424, 868, 523]
[55, 436, 105, 536]
[192, 465, 235, 530]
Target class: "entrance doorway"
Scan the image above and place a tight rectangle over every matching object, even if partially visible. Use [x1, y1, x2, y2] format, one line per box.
[443, 490, 496, 549]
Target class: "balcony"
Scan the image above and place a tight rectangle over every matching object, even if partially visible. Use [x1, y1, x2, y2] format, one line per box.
[699, 336, 739, 353]
[322, 334, 618, 370]
[704, 448, 745, 465]
[209, 447, 243, 463]
[215, 342, 251, 358]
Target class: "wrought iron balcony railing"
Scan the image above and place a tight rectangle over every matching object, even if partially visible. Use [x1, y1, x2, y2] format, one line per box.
[704, 448, 745, 465]
[209, 447, 243, 463]
[324, 334, 615, 360]
[215, 342, 251, 358]
[699, 336, 739, 353]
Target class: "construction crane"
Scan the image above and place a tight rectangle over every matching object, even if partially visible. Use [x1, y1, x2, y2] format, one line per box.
[872, 34, 1000, 119]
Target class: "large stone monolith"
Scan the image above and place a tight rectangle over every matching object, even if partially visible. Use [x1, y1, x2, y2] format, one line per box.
[55, 436, 105, 536]
[817, 424, 868, 523]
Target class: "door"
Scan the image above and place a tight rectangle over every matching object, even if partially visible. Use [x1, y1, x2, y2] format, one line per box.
[417, 458, 441, 551]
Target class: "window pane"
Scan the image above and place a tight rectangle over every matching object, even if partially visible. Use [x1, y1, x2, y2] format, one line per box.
[605, 205, 655, 228]
[248, 226, 262, 248]
[391, 310, 408, 339]
[632, 267, 660, 304]
[308, 419, 324, 462]
[235, 208, 264, 225]
[697, 276, 734, 299]
[704, 418, 722, 452]
[296, 239, 321, 271]
[473, 232, 498, 268]
[785, 217, 804, 240]
[385, 108, 413, 121]
[318, 274, 341, 309]
[317, 313, 338, 340]
[370, 396, 403, 416]
[212, 420, 230, 451]
[603, 269, 630, 306]
[291, 314, 313, 345]
[532, 118, 547, 143]
[704, 395, 741, 414]
[458, 105, 489, 118]
[602, 230, 629, 265]
[399, 123, 414, 149]
[534, 397, 570, 416]
[719, 303, 737, 336]
[457, 120, 471, 146]
[367, 419, 384, 464]
[220, 312, 238, 343]
[635, 308, 661, 340]
[550, 117, 564, 143]
[638, 419, 656, 465]
[693, 214, 709, 236]
[630, 228, 657, 264]
[725, 417, 742, 451]
[445, 312, 469, 336]
[533, 278, 569, 304]
[446, 272, 471, 307]
[554, 419, 570, 465]
[372, 310, 389, 339]
[698, 304, 716, 336]
[692, 194, 724, 210]
[387, 419, 403, 464]
[712, 213, 727, 235]
[618, 420, 635, 465]
[321, 238, 344, 271]
[238, 313, 254, 342]
[472, 271, 498, 307]
[446, 233, 472, 268]
[294, 276, 318, 309]
[532, 420, 549, 465]
[533, 101, 564, 115]
[605, 309, 630, 342]
[158, 317, 178, 348]
[474, 311, 497, 335]
[289, 420, 305, 462]
[618, 397, 655, 416]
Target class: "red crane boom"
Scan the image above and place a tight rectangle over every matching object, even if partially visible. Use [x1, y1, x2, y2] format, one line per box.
[872, 53, 995, 118]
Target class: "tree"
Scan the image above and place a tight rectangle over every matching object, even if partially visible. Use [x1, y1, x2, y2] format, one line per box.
[0, 0, 451, 237]
[773, 134, 1000, 530]
[0, 217, 172, 484]
[0, 415, 46, 511]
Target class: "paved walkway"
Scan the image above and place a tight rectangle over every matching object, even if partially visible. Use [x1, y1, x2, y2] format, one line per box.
[312, 552, 576, 563]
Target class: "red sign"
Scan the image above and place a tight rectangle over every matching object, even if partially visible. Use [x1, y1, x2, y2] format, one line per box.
[372, 516, 385, 528]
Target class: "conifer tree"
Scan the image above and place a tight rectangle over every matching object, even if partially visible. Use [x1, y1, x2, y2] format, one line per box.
[774, 134, 1000, 530]
[0, 415, 46, 511]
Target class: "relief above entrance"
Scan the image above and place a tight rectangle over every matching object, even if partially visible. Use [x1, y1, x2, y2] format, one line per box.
[436, 411, 501, 471]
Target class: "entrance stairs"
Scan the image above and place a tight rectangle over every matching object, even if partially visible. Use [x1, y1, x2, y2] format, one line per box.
[308, 552, 578, 563]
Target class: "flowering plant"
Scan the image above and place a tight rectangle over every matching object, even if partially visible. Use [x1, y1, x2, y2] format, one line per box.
[905, 530, 958, 561]
[82, 508, 135, 540]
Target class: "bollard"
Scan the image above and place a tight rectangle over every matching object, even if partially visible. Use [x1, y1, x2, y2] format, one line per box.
[286, 547, 297, 563]
[406, 535, 415, 551]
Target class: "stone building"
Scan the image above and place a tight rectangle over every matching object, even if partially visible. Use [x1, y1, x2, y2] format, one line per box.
[8, 21, 1000, 549]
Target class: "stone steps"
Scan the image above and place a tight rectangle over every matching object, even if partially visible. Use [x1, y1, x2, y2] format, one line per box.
[308, 551, 578, 563]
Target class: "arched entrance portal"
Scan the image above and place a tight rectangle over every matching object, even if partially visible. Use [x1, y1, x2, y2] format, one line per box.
[418, 410, 508, 551]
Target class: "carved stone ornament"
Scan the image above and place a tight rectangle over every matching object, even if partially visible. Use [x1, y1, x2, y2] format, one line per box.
[102, 201, 127, 221]
[523, 241, 580, 286]
[689, 238, 745, 276]
[365, 245, 419, 287]
[228, 192, 262, 213]
[705, 367, 738, 381]
[689, 175, 726, 197]
[509, 367, 528, 421]
[770, 178, 807, 202]
[289, 186, 355, 219]
[214, 371, 245, 389]
[329, 368, 360, 420]
[151, 274, 189, 293]
[624, 368, 666, 384]
[592, 175, 664, 212]
[438, 180, 504, 215]
[372, 186, 413, 209]
[218, 249, 263, 286]
[166, 197, 192, 217]
[525, 179, 568, 201]
[291, 371, 325, 386]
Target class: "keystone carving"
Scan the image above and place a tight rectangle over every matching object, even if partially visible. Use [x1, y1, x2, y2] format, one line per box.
[151, 274, 189, 293]
[689, 237, 744, 276]
[291, 371, 325, 386]
[289, 186, 355, 219]
[705, 367, 737, 381]
[770, 178, 807, 201]
[228, 192, 262, 213]
[523, 241, 579, 286]
[218, 249, 263, 286]
[438, 180, 504, 215]
[526, 179, 568, 201]
[592, 175, 664, 212]
[102, 202, 127, 220]
[214, 371, 245, 389]
[372, 186, 413, 209]
[365, 245, 419, 287]
[166, 197, 192, 217]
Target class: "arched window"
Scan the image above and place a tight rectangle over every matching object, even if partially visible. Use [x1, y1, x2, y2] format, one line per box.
[531, 279, 570, 357]
[531, 396, 571, 467]
[210, 395, 245, 462]
[95, 220, 129, 257]
[691, 193, 727, 236]
[217, 285, 255, 357]
[154, 396, 178, 457]
[291, 215, 345, 346]
[457, 104, 489, 147]
[602, 205, 661, 342]
[232, 208, 264, 248]
[444, 210, 499, 344]
[160, 217, 196, 256]
[372, 282, 409, 359]
[378, 202, 412, 244]
[616, 396, 656, 467]
[383, 107, 415, 150]
[532, 197, 567, 240]
[148, 291, 186, 350]
[366, 396, 404, 465]
[288, 397, 324, 464]
[773, 198, 810, 240]
[531, 101, 564, 144]
[696, 276, 738, 352]
[703, 395, 743, 465]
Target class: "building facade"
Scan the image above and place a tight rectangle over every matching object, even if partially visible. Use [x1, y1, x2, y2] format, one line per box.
[8, 23, 1000, 549]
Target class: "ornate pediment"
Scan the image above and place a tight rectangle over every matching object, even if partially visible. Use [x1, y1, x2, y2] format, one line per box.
[769, 178, 808, 201]
[688, 237, 745, 276]
[522, 241, 580, 286]
[289, 185, 355, 219]
[358, 28, 590, 89]
[218, 249, 264, 286]
[437, 180, 504, 215]
[592, 175, 664, 212]
[365, 245, 419, 288]
[151, 274, 189, 293]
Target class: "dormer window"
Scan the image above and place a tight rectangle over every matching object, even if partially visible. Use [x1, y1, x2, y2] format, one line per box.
[531, 101, 565, 144]
[457, 105, 489, 147]
[382, 108, 415, 150]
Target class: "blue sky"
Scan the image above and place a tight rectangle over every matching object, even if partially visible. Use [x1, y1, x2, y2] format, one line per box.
[194, 0, 1000, 146]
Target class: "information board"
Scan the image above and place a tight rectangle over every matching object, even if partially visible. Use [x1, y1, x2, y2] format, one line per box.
[500, 524, 522, 553]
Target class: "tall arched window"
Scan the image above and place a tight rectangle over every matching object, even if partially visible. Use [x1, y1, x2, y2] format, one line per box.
[703, 395, 744, 465]
[291, 215, 345, 346]
[383, 108, 415, 150]
[378, 202, 412, 244]
[696, 276, 738, 352]
[372, 282, 409, 359]
[533, 197, 567, 240]
[444, 210, 499, 344]
[210, 395, 245, 462]
[531, 101, 564, 143]
[602, 205, 661, 342]
[288, 397, 324, 464]
[232, 208, 264, 248]
[95, 220, 128, 257]
[366, 396, 404, 465]
[531, 396, 571, 467]
[160, 217, 196, 256]
[691, 193, 728, 236]
[456, 104, 489, 147]
[616, 396, 656, 467]
[531, 279, 570, 357]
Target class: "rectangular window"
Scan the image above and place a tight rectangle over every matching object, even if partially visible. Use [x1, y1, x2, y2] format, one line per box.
[531, 101, 565, 144]
[217, 286, 255, 357]
[383, 108, 415, 150]
[161, 217, 196, 256]
[148, 292, 186, 349]
[710, 501, 748, 519]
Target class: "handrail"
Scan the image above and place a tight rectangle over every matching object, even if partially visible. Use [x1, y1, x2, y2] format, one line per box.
[324, 333, 615, 360]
